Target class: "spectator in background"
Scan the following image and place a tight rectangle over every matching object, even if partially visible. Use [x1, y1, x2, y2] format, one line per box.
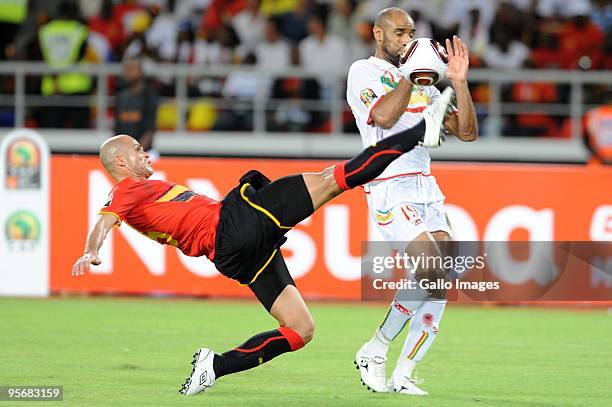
[280, 0, 311, 43]
[38, 1, 92, 128]
[437, 0, 496, 40]
[190, 25, 234, 96]
[4, 1, 59, 61]
[123, 9, 152, 58]
[77, 0, 101, 20]
[190, 27, 225, 95]
[400, 6, 433, 39]
[298, 12, 346, 131]
[146, 0, 178, 61]
[113, 0, 145, 38]
[328, 0, 358, 44]
[114, 57, 158, 158]
[299, 13, 347, 76]
[482, 27, 529, 69]
[456, 7, 489, 59]
[88, 0, 125, 61]
[255, 17, 291, 73]
[535, 0, 592, 19]
[201, 0, 246, 34]
[592, 0, 612, 34]
[175, 21, 194, 63]
[255, 17, 292, 104]
[530, 31, 562, 68]
[349, 20, 375, 62]
[557, 12, 605, 70]
[216, 53, 258, 130]
[216, 23, 240, 63]
[232, 0, 265, 60]
[0, 0, 27, 61]
[192, 26, 222, 66]
[508, 60, 559, 137]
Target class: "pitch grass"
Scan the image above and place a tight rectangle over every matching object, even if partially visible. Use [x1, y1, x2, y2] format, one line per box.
[1, 298, 610, 406]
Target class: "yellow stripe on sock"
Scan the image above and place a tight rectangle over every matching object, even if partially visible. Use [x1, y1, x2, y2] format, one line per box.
[407, 331, 429, 359]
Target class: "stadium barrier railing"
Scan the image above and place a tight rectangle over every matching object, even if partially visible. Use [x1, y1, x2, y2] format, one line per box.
[0, 62, 610, 162]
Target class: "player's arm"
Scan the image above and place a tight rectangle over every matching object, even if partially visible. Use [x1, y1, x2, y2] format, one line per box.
[369, 79, 414, 129]
[71, 213, 118, 277]
[443, 36, 478, 142]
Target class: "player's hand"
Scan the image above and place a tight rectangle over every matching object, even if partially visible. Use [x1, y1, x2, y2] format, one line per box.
[445, 35, 469, 84]
[72, 253, 101, 277]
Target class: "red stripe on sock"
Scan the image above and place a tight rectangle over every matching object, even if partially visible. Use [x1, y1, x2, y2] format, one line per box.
[234, 336, 285, 353]
[277, 327, 305, 351]
[333, 161, 349, 191]
[345, 149, 403, 178]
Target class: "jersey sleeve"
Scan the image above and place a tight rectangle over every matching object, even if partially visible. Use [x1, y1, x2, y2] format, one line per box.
[346, 61, 387, 124]
[99, 180, 147, 225]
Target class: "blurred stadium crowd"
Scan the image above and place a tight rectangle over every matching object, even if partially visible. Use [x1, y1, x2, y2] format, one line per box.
[0, 0, 610, 136]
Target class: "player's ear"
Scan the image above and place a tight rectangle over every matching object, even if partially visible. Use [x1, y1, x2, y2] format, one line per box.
[373, 25, 383, 43]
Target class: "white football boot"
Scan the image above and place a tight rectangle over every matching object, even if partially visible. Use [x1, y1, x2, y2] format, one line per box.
[179, 348, 216, 395]
[388, 360, 428, 396]
[421, 86, 455, 147]
[354, 344, 388, 393]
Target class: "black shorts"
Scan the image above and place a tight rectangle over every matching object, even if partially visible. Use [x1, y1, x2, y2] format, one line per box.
[213, 170, 313, 310]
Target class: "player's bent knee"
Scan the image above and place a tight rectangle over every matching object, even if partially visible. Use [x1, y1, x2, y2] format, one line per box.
[300, 319, 315, 344]
[284, 316, 315, 346]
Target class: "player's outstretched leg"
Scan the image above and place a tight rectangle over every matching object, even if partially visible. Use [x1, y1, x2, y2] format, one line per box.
[241, 87, 454, 232]
[180, 268, 313, 396]
[304, 87, 453, 213]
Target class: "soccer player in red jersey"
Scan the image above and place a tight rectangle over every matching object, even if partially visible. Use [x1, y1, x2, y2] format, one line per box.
[71, 87, 452, 396]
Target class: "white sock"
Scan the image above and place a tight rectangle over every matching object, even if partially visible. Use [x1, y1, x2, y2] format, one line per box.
[377, 286, 430, 343]
[394, 299, 446, 376]
[363, 328, 391, 358]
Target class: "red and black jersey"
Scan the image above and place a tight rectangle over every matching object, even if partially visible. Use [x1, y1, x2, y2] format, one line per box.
[99, 177, 221, 259]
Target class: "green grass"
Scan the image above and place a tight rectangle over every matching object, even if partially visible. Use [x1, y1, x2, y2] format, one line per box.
[1, 298, 610, 406]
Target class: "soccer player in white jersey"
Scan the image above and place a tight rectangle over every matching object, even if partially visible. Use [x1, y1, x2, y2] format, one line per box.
[347, 8, 478, 396]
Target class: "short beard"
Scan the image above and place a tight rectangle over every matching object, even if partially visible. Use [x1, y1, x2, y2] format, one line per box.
[381, 36, 400, 67]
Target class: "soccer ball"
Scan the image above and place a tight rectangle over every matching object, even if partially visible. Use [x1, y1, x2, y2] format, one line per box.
[399, 38, 448, 86]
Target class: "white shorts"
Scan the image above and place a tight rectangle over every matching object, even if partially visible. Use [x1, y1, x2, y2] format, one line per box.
[373, 201, 453, 252]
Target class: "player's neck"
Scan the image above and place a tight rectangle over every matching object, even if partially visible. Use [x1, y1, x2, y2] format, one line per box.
[373, 50, 394, 67]
[112, 173, 147, 184]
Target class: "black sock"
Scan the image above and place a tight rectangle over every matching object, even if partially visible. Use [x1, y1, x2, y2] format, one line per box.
[333, 120, 425, 190]
[212, 327, 304, 378]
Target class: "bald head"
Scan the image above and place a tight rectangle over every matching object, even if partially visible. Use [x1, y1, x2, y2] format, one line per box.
[100, 135, 134, 172]
[375, 7, 410, 30]
[99, 134, 153, 181]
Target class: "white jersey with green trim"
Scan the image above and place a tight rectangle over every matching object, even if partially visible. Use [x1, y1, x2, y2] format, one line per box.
[346, 56, 445, 207]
